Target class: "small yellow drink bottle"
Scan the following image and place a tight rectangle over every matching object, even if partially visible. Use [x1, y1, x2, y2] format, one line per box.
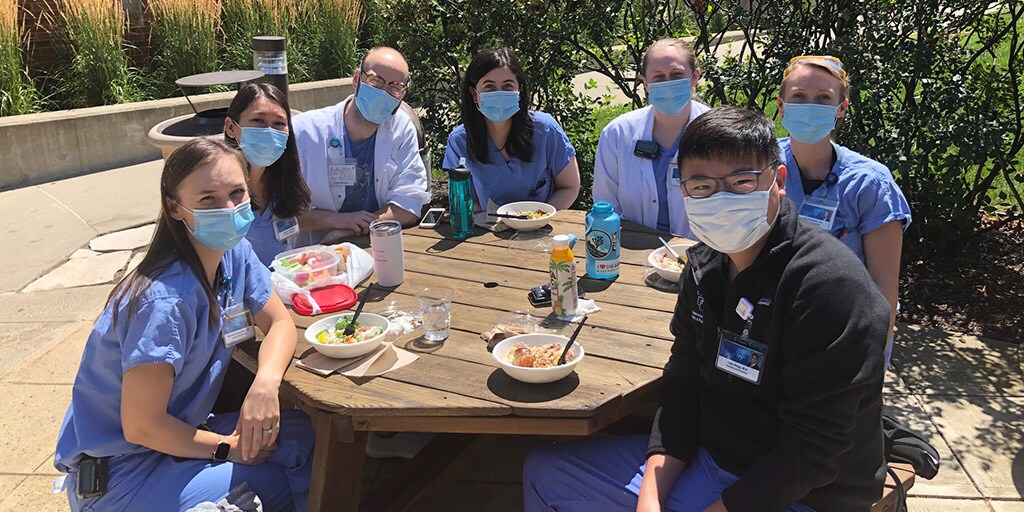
[550, 235, 578, 319]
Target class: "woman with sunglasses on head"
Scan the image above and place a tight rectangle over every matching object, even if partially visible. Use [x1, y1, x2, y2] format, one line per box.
[54, 138, 313, 511]
[592, 37, 710, 238]
[224, 82, 312, 266]
[443, 47, 581, 211]
[777, 55, 911, 365]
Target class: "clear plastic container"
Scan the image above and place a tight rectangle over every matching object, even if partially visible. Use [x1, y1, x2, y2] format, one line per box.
[271, 245, 340, 288]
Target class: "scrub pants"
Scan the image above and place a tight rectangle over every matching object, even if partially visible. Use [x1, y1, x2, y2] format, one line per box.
[67, 410, 314, 512]
[523, 435, 815, 512]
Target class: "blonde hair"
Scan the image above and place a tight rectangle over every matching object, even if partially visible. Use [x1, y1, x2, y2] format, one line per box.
[641, 37, 697, 78]
[780, 56, 850, 101]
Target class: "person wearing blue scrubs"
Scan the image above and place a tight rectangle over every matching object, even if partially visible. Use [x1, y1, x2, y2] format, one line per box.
[225, 83, 311, 266]
[776, 56, 911, 364]
[443, 47, 581, 210]
[54, 138, 314, 512]
[592, 38, 710, 238]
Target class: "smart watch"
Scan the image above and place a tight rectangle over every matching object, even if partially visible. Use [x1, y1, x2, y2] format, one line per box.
[213, 439, 231, 462]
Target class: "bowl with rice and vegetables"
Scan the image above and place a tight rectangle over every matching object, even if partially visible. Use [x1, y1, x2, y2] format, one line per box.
[304, 312, 391, 359]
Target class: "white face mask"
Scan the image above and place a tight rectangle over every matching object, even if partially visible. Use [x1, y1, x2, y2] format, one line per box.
[683, 185, 777, 253]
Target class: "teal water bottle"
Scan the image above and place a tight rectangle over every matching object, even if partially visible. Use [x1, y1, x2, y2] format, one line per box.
[585, 201, 620, 279]
[446, 157, 475, 239]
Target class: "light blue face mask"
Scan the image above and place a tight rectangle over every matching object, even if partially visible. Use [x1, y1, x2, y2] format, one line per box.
[782, 103, 839, 144]
[354, 81, 401, 124]
[180, 200, 255, 251]
[478, 91, 521, 122]
[236, 124, 289, 167]
[647, 78, 692, 116]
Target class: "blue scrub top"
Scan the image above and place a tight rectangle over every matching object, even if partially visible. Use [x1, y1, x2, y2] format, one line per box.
[54, 240, 272, 473]
[339, 125, 380, 213]
[779, 137, 912, 263]
[443, 111, 576, 208]
[246, 203, 290, 266]
[653, 140, 680, 232]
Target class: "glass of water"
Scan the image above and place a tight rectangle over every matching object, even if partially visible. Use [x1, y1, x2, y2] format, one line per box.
[416, 287, 454, 342]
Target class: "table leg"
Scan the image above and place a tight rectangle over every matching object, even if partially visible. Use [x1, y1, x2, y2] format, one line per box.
[309, 411, 367, 512]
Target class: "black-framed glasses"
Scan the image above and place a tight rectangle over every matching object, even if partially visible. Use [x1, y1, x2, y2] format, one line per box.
[681, 163, 778, 198]
[360, 68, 411, 98]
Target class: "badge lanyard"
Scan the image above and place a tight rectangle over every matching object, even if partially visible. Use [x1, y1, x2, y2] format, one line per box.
[220, 274, 255, 348]
[669, 150, 681, 186]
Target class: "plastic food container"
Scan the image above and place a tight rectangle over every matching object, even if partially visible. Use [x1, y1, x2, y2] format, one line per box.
[271, 246, 341, 288]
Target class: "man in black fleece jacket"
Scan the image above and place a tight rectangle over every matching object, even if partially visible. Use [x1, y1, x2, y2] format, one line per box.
[523, 106, 888, 512]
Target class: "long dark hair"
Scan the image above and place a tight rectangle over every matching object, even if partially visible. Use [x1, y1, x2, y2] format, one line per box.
[460, 48, 534, 164]
[109, 138, 249, 327]
[225, 82, 311, 218]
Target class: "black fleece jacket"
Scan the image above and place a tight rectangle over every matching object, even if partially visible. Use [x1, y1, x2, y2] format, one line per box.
[647, 199, 889, 512]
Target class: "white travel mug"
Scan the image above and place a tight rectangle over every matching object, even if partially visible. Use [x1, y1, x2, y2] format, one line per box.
[369, 219, 404, 286]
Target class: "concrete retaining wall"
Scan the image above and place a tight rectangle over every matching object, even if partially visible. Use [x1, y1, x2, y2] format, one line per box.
[0, 78, 355, 191]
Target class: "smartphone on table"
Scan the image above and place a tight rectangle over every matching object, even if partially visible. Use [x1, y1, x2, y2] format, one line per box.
[419, 208, 445, 229]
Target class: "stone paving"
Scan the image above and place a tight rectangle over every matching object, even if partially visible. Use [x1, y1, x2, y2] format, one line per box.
[0, 161, 1021, 511]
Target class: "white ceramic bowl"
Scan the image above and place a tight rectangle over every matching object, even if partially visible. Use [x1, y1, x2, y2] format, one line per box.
[647, 242, 698, 283]
[492, 333, 584, 384]
[305, 312, 391, 359]
[496, 201, 556, 231]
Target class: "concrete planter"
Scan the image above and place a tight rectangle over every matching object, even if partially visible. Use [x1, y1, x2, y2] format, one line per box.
[0, 78, 354, 191]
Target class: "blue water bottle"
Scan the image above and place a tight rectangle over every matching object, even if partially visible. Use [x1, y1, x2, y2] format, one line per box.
[585, 201, 620, 279]
[446, 157, 475, 239]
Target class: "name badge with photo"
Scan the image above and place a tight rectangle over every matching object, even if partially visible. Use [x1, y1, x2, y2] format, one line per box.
[715, 329, 768, 384]
[798, 195, 839, 231]
[272, 216, 300, 241]
[328, 158, 358, 187]
[669, 159, 681, 185]
[222, 303, 255, 348]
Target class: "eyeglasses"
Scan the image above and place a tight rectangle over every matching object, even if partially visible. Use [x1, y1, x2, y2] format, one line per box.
[784, 55, 847, 80]
[360, 68, 411, 98]
[681, 163, 778, 198]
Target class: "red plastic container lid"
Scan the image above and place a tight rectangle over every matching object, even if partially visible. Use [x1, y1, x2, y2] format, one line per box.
[292, 284, 358, 316]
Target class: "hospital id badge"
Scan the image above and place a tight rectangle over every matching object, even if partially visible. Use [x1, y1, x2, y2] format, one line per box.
[272, 215, 299, 241]
[798, 196, 839, 231]
[222, 303, 255, 348]
[715, 329, 768, 385]
[328, 158, 358, 186]
[669, 160, 681, 185]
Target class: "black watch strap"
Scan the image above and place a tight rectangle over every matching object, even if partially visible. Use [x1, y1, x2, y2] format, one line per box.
[213, 441, 230, 461]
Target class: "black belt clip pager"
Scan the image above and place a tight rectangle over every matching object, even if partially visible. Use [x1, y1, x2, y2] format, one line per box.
[634, 139, 659, 160]
[76, 455, 109, 499]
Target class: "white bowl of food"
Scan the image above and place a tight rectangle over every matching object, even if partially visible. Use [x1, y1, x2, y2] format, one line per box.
[305, 312, 391, 359]
[492, 333, 584, 384]
[496, 201, 556, 231]
[647, 241, 698, 283]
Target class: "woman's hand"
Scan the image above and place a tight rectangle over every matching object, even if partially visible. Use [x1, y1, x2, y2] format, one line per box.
[235, 377, 281, 462]
[226, 434, 276, 466]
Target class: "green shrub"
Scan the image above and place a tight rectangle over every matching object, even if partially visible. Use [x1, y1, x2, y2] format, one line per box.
[48, 0, 142, 108]
[0, 0, 39, 116]
[146, 0, 220, 96]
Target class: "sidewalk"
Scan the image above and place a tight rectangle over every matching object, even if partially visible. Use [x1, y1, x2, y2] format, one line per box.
[0, 161, 1021, 511]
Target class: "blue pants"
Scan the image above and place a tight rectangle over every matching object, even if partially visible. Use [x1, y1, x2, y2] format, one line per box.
[523, 435, 814, 512]
[67, 409, 314, 512]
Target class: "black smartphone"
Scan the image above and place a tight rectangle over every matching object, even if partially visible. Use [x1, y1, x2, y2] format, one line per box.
[634, 139, 659, 160]
[76, 456, 108, 499]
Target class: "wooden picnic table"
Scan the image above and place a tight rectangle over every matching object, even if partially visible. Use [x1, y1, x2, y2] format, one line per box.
[233, 210, 686, 511]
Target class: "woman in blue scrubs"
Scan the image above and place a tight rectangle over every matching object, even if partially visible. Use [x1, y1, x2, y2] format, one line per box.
[225, 83, 311, 266]
[54, 138, 314, 511]
[776, 55, 911, 363]
[443, 47, 581, 210]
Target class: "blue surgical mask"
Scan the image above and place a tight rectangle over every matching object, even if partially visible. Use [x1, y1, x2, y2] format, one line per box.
[354, 81, 400, 124]
[782, 103, 839, 144]
[180, 200, 255, 251]
[647, 78, 692, 116]
[236, 124, 288, 167]
[478, 91, 521, 122]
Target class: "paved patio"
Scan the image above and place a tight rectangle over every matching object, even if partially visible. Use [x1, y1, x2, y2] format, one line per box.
[0, 161, 1021, 511]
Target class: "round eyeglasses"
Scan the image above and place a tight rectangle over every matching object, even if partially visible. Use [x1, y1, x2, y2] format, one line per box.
[681, 163, 779, 198]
